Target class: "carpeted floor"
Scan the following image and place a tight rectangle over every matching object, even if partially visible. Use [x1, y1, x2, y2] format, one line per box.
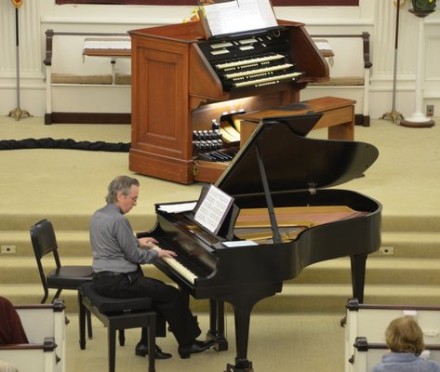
[1, 115, 439, 220]
[65, 311, 347, 372]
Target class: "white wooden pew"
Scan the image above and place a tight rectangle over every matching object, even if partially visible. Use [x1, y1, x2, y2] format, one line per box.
[0, 337, 57, 372]
[352, 336, 440, 372]
[12, 300, 66, 372]
[303, 32, 372, 127]
[345, 298, 440, 372]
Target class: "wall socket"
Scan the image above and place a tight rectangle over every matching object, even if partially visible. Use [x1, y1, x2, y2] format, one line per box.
[426, 105, 434, 117]
[1, 245, 16, 254]
[378, 246, 394, 255]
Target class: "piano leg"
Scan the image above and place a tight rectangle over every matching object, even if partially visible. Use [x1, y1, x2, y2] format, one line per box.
[226, 304, 254, 372]
[223, 283, 281, 372]
[207, 299, 228, 351]
[350, 253, 368, 303]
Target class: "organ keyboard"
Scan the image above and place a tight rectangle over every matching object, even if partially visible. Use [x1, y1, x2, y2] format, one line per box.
[197, 28, 304, 91]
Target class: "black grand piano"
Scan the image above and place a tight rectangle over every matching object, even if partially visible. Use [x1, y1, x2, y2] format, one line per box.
[146, 112, 381, 371]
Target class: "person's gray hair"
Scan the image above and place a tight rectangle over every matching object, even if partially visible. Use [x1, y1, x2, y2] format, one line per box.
[105, 176, 139, 204]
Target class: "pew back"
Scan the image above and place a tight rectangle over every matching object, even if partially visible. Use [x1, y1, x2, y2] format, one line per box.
[345, 299, 440, 372]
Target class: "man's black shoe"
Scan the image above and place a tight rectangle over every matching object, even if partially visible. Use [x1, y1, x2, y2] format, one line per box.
[178, 339, 215, 359]
[135, 342, 172, 359]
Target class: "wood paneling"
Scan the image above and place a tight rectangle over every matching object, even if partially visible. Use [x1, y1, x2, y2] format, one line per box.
[56, 1, 359, 6]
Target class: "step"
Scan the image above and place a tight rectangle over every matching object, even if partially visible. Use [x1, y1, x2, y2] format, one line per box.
[380, 231, 440, 258]
[4, 282, 440, 315]
[0, 213, 158, 232]
[0, 230, 93, 257]
[0, 256, 93, 284]
[382, 214, 440, 233]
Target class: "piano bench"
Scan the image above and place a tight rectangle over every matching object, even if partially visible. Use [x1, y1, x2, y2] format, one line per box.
[78, 281, 157, 372]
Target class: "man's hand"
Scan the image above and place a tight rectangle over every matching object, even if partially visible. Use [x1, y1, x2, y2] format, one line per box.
[157, 249, 177, 259]
[138, 237, 158, 249]
[140, 240, 177, 259]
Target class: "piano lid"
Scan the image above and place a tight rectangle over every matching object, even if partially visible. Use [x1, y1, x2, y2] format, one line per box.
[215, 112, 379, 196]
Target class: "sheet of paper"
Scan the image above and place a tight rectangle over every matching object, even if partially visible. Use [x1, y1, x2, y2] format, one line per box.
[223, 240, 258, 247]
[158, 202, 197, 214]
[203, 0, 277, 37]
[194, 185, 234, 234]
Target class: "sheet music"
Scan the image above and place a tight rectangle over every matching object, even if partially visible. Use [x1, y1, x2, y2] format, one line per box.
[223, 240, 258, 247]
[194, 185, 234, 234]
[158, 202, 197, 213]
[201, 0, 278, 37]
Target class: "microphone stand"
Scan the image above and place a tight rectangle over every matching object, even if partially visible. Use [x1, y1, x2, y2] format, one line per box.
[9, 4, 31, 121]
[382, 0, 404, 123]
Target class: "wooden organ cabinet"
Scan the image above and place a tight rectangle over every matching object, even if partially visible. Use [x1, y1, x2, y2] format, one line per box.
[128, 20, 332, 184]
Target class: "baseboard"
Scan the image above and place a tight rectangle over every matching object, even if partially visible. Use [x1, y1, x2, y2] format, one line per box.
[44, 112, 369, 128]
[44, 112, 131, 125]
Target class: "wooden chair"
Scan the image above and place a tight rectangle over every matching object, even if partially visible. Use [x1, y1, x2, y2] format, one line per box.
[78, 281, 157, 372]
[30, 219, 93, 337]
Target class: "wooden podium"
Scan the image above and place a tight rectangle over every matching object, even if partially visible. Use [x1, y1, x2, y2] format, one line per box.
[128, 20, 332, 184]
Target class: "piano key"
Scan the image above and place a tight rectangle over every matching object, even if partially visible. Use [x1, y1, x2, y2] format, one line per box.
[238, 38, 258, 45]
[215, 53, 284, 69]
[210, 41, 234, 49]
[211, 49, 230, 56]
[152, 246, 198, 284]
[224, 63, 294, 79]
[234, 72, 302, 87]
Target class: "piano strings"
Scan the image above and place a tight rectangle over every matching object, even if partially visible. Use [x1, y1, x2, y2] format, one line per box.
[234, 205, 368, 243]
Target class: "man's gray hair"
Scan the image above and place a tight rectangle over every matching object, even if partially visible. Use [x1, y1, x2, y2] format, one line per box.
[105, 175, 139, 204]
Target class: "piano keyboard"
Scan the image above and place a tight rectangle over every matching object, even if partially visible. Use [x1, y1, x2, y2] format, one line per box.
[152, 246, 198, 284]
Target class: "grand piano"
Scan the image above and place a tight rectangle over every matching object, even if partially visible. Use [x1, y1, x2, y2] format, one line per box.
[146, 112, 382, 371]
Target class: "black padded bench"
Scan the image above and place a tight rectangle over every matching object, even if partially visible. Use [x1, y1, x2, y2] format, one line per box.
[78, 281, 156, 372]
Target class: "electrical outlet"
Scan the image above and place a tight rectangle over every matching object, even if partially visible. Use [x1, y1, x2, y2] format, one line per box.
[378, 246, 394, 255]
[1, 245, 16, 254]
[427, 105, 434, 117]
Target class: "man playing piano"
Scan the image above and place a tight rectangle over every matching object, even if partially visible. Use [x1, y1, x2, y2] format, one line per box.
[89, 175, 214, 359]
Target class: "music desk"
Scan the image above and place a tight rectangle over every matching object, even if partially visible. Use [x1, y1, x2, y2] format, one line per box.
[82, 37, 131, 84]
[239, 96, 355, 146]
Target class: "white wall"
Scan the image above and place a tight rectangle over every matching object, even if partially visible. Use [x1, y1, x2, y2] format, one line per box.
[0, 0, 439, 119]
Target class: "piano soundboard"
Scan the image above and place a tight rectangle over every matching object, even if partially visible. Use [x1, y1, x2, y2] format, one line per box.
[197, 27, 303, 91]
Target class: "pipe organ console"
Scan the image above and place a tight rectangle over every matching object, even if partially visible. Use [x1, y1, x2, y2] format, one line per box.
[128, 19, 330, 184]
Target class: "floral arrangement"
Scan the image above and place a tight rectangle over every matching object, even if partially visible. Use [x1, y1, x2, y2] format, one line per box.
[412, 0, 437, 11]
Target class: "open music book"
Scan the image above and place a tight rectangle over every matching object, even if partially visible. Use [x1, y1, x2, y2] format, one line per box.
[194, 184, 235, 234]
[198, 0, 278, 38]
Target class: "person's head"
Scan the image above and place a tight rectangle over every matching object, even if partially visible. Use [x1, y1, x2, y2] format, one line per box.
[385, 316, 425, 355]
[106, 175, 140, 214]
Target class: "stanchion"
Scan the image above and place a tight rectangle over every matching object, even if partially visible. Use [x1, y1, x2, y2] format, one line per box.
[8, 0, 31, 121]
[382, 0, 404, 123]
[400, 5, 435, 128]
